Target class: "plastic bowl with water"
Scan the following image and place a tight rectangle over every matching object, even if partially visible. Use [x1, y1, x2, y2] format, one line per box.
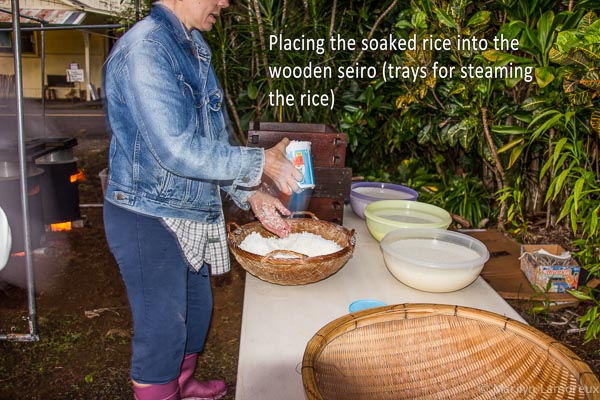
[363, 200, 452, 241]
[380, 228, 490, 292]
[350, 182, 418, 219]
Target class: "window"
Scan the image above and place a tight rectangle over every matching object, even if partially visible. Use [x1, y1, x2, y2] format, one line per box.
[0, 31, 37, 55]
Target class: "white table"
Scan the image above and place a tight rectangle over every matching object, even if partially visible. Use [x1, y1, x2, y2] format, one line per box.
[235, 206, 525, 400]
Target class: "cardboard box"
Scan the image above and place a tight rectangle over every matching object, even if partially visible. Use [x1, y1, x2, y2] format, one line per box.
[520, 244, 580, 293]
[462, 230, 577, 303]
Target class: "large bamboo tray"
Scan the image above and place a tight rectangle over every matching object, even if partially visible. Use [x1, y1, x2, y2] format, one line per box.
[302, 303, 600, 399]
[227, 212, 355, 285]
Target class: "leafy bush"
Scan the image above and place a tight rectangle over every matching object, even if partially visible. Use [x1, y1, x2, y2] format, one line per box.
[202, 0, 600, 339]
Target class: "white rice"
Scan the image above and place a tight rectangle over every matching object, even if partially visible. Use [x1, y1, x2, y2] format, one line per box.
[239, 232, 341, 258]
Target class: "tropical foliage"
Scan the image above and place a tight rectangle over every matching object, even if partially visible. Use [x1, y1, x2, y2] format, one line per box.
[207, 0, 600, 340]
[127, 1, 600, 340]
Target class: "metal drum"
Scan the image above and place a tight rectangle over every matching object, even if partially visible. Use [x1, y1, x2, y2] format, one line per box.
[35, 149, 81, 225]
[0, 161, 45, 252]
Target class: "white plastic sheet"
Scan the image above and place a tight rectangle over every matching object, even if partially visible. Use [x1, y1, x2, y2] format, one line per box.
[0, 206, 11, 271]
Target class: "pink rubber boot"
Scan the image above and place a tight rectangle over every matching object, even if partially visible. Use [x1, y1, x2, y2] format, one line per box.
[179, 353, 227, 400]
[133, 379, 180, 400]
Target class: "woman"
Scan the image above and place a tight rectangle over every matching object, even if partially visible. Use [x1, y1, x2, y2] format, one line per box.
[102, 0, 302, 399]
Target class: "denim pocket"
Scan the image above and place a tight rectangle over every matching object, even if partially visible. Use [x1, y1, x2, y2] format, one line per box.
[180, 76, 204, 109]
[208, 89, 223, 112]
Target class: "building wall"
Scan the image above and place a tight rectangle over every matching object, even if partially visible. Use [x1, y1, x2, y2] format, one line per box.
[0, 28, 109, 99]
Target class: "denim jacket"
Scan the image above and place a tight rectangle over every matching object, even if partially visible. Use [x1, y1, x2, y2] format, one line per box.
[103, 5, 263, 223]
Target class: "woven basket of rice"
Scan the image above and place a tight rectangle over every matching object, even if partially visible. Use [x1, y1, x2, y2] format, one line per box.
[227, 212, 355, 285]
[302, 303, 600, 400]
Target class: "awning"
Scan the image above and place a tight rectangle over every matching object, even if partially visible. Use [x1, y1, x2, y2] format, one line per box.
[0, 9, 87, 25]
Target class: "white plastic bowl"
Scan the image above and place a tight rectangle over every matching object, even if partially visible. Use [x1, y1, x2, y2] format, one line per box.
[380, 228, 489, 292]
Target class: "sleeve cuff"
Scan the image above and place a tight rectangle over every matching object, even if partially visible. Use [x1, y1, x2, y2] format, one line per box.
[234, 147, 264, 188]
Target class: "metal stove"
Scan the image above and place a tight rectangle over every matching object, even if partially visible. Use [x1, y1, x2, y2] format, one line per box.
[0, 137, 80, 252]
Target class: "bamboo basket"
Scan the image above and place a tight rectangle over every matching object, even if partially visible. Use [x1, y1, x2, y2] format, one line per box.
[227, 212, 355, 285]
[302, 303, 600, 400]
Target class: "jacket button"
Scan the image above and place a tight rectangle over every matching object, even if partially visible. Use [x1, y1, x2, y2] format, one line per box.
[242, 177, 249, 183]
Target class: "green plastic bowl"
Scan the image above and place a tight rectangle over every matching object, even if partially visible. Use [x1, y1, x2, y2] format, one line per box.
[363, 200, 452, 241]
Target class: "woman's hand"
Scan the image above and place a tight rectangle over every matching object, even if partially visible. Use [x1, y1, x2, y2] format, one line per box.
[264, 138, 303, 195]
[248, 191, 292, 237]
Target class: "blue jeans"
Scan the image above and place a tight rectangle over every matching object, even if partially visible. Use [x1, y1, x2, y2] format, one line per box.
[103, 201, 213, 384]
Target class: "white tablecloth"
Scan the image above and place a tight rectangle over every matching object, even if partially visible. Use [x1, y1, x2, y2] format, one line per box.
[235, 206, 524, 400]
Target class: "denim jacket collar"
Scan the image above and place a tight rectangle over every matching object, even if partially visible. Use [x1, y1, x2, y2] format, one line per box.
[152, 4, 212, 61]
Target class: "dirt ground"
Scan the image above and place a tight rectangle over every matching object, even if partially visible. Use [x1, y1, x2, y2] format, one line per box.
[0, 128, 599, 399]
[0, 136, 251, 399]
